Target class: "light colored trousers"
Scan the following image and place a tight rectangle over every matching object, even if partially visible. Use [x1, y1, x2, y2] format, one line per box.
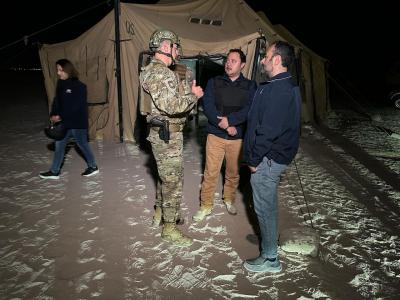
[200, 134, 242, 208]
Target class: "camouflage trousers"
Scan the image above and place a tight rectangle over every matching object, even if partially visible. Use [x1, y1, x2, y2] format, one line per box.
[148, 129, 184, 223]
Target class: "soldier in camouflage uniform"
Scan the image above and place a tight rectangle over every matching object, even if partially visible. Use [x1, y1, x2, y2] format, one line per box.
[140, 29, 204, 246]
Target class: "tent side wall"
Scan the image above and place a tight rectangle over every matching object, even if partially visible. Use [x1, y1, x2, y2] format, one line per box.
[38, 12, 120, 141]
[312, 59, 330, 121]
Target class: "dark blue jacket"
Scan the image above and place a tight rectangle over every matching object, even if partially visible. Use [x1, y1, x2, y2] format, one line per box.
[244, 72, 301, 166]
[202, 73, 257, 139]
[51, 78, 88, 129]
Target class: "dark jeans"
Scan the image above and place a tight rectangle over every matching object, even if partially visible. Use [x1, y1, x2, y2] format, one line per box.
[50, 129, 97, 174]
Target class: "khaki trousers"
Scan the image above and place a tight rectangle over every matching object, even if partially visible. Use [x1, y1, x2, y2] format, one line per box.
[200, 134, 242, 208]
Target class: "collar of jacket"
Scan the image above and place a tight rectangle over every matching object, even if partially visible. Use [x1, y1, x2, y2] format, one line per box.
[269, 71, 291, 82]
[151, 57, 166, 66]
[221, 72, 246, 83]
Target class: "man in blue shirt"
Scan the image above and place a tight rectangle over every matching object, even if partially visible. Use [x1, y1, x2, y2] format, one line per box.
[243, 41, 301, 273]
[193, 49, 257, 222]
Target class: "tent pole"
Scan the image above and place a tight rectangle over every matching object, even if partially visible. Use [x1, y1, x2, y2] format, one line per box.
[251, 37, 264, 81]
[114, 0, 123, 142]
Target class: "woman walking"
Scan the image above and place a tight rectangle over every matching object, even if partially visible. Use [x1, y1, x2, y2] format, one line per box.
[40, 59, 99, 179]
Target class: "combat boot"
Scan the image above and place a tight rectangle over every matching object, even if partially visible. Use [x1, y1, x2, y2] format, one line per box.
[175, 210, 185, 225]
[152, 206, 162, 227]
[162, 223, 193, 246]
[176, 216, 185, 225]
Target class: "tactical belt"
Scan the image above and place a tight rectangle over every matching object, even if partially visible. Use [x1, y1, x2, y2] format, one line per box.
[150, 123, 182, 133]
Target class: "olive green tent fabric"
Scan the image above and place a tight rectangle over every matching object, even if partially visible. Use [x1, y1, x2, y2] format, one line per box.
[39, 0, 328, 141]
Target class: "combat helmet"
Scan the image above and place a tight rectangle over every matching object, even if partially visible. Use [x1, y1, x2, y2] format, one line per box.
[149, 29, 180, 50]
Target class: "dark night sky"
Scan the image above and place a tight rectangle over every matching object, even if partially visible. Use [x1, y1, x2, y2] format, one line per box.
[1, 0, 398, 100]
[249, 1, 399, 101]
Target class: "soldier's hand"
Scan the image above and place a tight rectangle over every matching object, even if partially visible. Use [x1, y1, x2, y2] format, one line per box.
[191, 80, 204, 99]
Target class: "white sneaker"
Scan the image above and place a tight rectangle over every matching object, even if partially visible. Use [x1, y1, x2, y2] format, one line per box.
[225, 202, 237, 215]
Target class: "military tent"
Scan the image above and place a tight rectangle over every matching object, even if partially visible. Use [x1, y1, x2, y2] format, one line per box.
[39, 0, 328, 142]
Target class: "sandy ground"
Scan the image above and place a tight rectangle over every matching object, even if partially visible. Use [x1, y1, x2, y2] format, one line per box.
[1, 71, 400, 299]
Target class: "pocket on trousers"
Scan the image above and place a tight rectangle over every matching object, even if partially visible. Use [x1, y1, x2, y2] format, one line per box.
[255, 157, 268, 172]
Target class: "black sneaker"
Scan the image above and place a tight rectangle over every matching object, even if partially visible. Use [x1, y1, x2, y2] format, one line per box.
[39, 171, 60, 179]
[81, 166, 99, 177]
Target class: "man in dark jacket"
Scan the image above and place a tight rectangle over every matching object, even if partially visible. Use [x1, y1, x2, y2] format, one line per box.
[193, 49, 257, 222]
[243, 41, 301, 273]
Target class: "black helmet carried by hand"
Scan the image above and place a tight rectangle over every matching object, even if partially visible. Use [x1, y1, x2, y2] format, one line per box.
[44, 121, 66, 140]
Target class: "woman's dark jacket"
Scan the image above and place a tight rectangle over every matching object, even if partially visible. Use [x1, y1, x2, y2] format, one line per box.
[51, 78, 88, 129]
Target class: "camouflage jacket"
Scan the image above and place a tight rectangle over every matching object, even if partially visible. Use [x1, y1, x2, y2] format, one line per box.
[139, 58, 197, 125]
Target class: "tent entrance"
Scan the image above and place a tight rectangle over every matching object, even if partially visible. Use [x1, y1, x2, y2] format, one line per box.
[178, 55, 225, 125]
